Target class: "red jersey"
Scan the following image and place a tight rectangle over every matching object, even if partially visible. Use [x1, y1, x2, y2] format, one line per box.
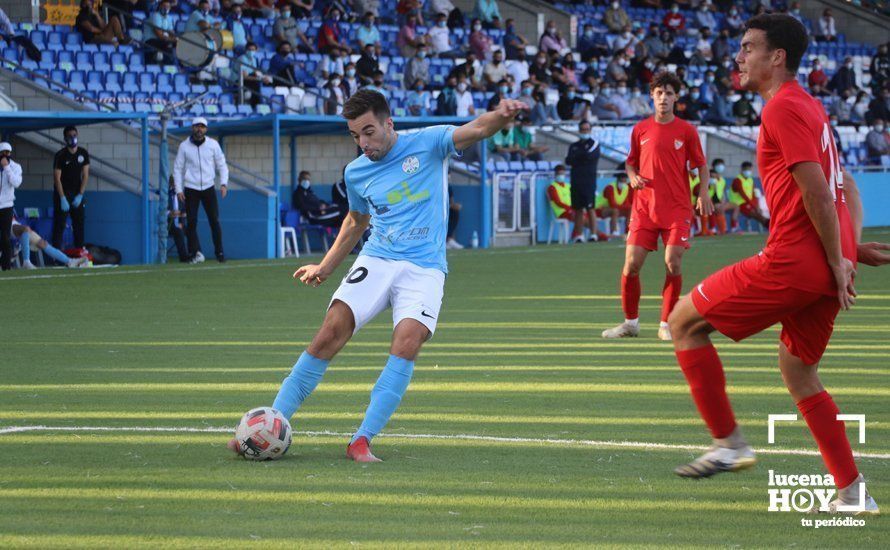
[756, 80, 856, 296]
[626, 116, 706, 226]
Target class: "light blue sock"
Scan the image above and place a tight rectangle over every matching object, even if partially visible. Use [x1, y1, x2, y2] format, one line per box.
[352, 355, 415, 443]
[272, 351, 330, 419]
[42, 243, 70, 265]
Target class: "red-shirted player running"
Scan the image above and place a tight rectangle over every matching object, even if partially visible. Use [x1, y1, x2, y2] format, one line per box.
[603, 72, 714, 341]
[669, 15, 890, 515]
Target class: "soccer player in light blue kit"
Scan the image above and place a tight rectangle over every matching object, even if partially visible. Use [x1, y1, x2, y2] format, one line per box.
[229, 89, 528, 461]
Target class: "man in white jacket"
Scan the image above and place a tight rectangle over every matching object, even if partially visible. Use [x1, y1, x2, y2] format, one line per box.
[0, 142, 23, 271]
[174, 117, 229, 263]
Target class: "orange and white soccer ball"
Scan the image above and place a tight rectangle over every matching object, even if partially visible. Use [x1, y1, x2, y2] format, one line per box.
[234, 407, 292, 461]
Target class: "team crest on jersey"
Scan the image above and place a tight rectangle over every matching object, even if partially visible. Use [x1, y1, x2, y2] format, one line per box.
[402, 155, 420, 175]
[674, 140, 683, 150]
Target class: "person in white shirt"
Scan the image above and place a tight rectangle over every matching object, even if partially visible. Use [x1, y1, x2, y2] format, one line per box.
[629, 87, 653, 117]
[506, 50, 529, 95]
[455, 77, 475, 116]
[611, 85, 636, 119]
[174, 118, 229, 263]
[818, 8, 837, 42]
[428, 12, 461, 58]
[0, 141, 23, 271]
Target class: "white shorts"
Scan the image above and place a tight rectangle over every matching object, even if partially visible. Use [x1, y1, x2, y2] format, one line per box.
[329, 255, 446, 337]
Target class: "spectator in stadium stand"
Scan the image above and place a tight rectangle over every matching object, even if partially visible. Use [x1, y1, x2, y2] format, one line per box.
[514, 116, 548, 161]
[529, 84, 559, 125]
[611, 84, 636, 120]
[605, 52, 629, 84]
[665, 34, 689, 66]
[546, 50, 569, 90]
[807, 59, 830, 96]
[830, 57, 858, 94]
[446, 185, 463, 249]
[403, 45, 430, 89]
[318, 7, 351, 54]
[52, 126, 89, 251]
[556, 85, 589, 121]
[0, 141, 22, 271]
[603, 1, 629, 34]
[539, 21, 567, 55]
[629, 86, 653, 117]
[690, 28, 713, 66]
[642, 25, 668, 61]
[869, 43, 888, 93]
[353, 0, 380, 18]
[488, 120, 519, 162]
[610, 24, 633, 53]
[274, 5, 303, 51]
[546, 165, 577, 226]
[867, 88, 890, 125]
[292, 171, 344, 229]
[237, 42, 271, 106]
[322, 74, 346, 115]
[244, 0, 275, 19]
[435, 76, 458, 115]
[636, 58, 657, 88]
[733, 90, 759, 126]
[602, 172, 633, 237]
[711, 29, 731, 61]
[852, 91, 872, 124]
[483, 49, 508, 91]
[186, 0, 220, 32]
[428, 13, 462, 59]
[468, 18, 492, 60]
[679, 86, 707, 122]
[728, 161, 768, 229]
[174, 118, 228, 264]
[76, 0, 131, 46]
[473, 0, 501, 29]
[831, 89, 854, 123]
[397, 0, 424, 25]
[865, 119, 890, 164]
[406, 79, 431, 116]
[722, 4, 744, 36]
[565, 120, 601, 243]
[342, 62, 359, 97]
[694, 3, 716, 32]
[355, 12, 383, 54]
[502, 19, 528, 60]
[578, 23, 598, 61]
[451, 52, 484, 91]
[268, 42, 299, 86]
[364, 70, 388, 99]
[226, 3, 247, 54]
[285, 0, 315, 20]
[662, 4, 686, 36]
[591, 83, 620, 121]
[528, 50, 551, 86]
[486, 79, 510, 110]
[143, 0, 176, 65]
[817, 8, 837, 42]
[507, 50, 529, 93]
[455, 76, 475, 116]
[430, 0, 464, 30]
[788, 1, 805, 25]
[630, 27, 649, 61]
[397, 12, 425, 58]
[0, 8, 41, 61]
[356, 43, 379, 85]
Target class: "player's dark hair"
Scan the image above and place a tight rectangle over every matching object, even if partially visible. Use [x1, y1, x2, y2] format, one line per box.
[649, 71, 682, 94]
[712, 158, 725, 167]
[741, 161, 753, 169]
[63, 125, 77, 136]
[342, 89, 391, 122]
[554, 164, 566, 172]
[744, 14, 809, 72]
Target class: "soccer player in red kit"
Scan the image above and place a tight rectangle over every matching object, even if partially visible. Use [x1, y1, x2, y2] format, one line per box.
[603, 71, 714, 341]
[669, 15, 889, 514]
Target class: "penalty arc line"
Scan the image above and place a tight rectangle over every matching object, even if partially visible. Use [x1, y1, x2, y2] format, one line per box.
[1, 425, 889, 459]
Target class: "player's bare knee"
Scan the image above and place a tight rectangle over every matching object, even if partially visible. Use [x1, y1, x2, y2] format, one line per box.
[390, 333, 424, 360]
[668, 298, 696, 339]
[665, 260, 682, 276]
[623, 261, 642, 276]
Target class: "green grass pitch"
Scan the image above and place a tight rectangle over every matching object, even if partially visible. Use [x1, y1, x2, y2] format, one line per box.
[1, 230, 888, 548]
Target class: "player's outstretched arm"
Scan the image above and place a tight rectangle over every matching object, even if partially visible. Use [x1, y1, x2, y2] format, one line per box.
[791, 161, 856, 310]
[293, 211, 371, 287]
[844, 172, 890, 266]
[452, 99, 529, 151]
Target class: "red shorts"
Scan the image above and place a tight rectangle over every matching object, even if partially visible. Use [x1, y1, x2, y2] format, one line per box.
[739, 200, 759, 217]
[691, 255, 840, 365]
[627, 210, 691, 250]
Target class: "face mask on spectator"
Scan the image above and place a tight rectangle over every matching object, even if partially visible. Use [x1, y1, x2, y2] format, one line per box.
[742, 169, 753, 178]
[331, 79, 341, 87]
[300, 179, 310, 189]
[631, 90, 641, 98]
[671, 6, 679, 13]
[690, 91, 700, 100]
[617, 87, 627, 95]
[282, 10, 291, 18]
[611, 2, 619, 9]
[744, 92, 753, 100]
[830, 118, 838, 127]
[474, 23, 482, 32]
[66, 135, 78, 147]
[499, 86, 509, 95]
[418, 51, 426, 59]
[579, 131, 590, 139]
[457, 82, 467, 92]
[160, 7, 169, 15]
[622, 31, 631, 38]
[600, 88, 610, 97]
[584, 29, 593, 38]
[714, 164, 725, 174]
[522, 87, 532, 96]
[332, 13, 341, 22]
[346, 68, 355, 77]
[567, 91, 576, 100]
[547, 26, 557, 35]
[555, 173, 566, 183]
[877, 125, 886, 132]
[438, 20, 446, 27]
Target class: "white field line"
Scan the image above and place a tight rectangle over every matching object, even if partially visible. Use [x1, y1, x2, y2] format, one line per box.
[1, 425, 888, 459]
[0, 261, 283, 282]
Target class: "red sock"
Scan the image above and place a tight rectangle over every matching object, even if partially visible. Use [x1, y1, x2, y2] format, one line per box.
[621, 274, 640, 320]
[661, 274, 682, 322]
[675, 344, 737, 439]
[715, 213, 727, 235]
[797, 391, 859, 489]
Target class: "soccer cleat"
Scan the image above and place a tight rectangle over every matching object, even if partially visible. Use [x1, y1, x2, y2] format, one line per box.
[67, 257, 89, 268]
[587, 233, 599, 242]
[808, 475, 880, 516]
[446, 238, 464, 250]
[602, 321, 640, 339]
[22, 261, 36, 270]
[674, 445, 757, 478]
[346, 436, 382, 463]
[658, 324, 672, 341]
[216, 253, 226, 263]
[572, 235, 585, 244]
[189, 251, 206, 264]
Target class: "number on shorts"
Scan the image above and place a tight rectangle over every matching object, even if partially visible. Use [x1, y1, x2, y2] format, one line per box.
[345, 267, 368, 284]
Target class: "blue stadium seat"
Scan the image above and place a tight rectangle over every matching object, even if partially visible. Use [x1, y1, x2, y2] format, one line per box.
[104, 72, 122, 92]
[68, 70, 86, 92]
[82, 43, 98, 52]
[139, 72, 156, 92]
[167, 92, 183, 103]
[50, 68, 66, 84]
[93, 51, 110, 71]
[75, 51, 93, 71]
[220, 103, 237, 116]
[135, 101, 152, 112]
[237, 104, 253, 116]
[218, 93, 233, 105]
[123, 71, 139, 92]
[47, 31, 64, 51]
[29, 30, 46, 47]
[2, 47, 19, 63]
[87, 70, 104, 92]
[157, 73, 173, 93]
[509, 161, 524, 171]
[66, 32, 82, 48]
[522, 160, 537, 171]
[173, 73, 189, 93]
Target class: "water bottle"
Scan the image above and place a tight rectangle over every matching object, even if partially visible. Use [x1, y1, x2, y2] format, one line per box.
[471, 231, 479, 249]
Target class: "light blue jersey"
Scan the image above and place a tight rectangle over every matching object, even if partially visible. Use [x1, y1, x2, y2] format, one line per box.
[344, 125, 459, 273]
